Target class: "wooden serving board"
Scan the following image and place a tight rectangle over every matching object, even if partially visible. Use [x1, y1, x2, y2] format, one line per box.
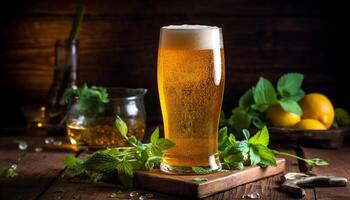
[132, 158, 285, 198]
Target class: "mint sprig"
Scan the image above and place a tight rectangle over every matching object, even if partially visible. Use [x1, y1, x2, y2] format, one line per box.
[218, 126, 328, 172]
[63, 122, 328, 185]
[60, 84, 109, 118]
[228, 73, 305, 131]
[0, 166, 17, 178]
[63, 115, 175, 187]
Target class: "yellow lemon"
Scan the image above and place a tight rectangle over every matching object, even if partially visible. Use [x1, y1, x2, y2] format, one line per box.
[300, 93, 334, 129]
[266, 104, 301, 128]
[294, 119, 327, 130]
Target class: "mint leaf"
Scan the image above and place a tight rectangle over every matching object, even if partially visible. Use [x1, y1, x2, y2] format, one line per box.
[253, 77, 277, 106]
[239, 89, 254, 109]
[60, 87, 78, 105]
[192, 177, 208, 182]
[192, 167, 212, 174]
[279, 98, 303, 116]
[248, 126, 269, 146]
[218, 127, 228, 151]
[250, 111, 266, 129]
[242, 129, 250, 140]
[64, 154, 78, 167]
[229, 108, 251, 131]
[251, 104, 271, 112]
[117, 161, 133, 187]
[249, 146, 261, 166]
[254, 144, 276, 167]
[0, 167, 17, 178]
[224, 161, 244, 170]
[156, 138, 175, 150]
[287, 89, 305, 102]
[277, 73, 304, 97]
[77, 85, 109, 116]
[115, 115, 128, 139]
[335, 108, 350, 126]
[83, 153, 118, 174]
[145, 156, 162, 170]
[305, 158, 329, 171]
[150, 128, 159, 145]
[223, 152, 246, 169]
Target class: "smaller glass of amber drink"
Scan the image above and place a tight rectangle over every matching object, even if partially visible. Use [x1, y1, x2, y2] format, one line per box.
[66, 88, 147, 148]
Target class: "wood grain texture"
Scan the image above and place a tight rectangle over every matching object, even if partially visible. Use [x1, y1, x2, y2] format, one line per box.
[204, 147, 315, 200]
[133, 158, 285, 198]
[301, 146, 350, 200]
[0, 0, 346, 129]
[0, 136, 71, 200]
[0, 135, 332, 200]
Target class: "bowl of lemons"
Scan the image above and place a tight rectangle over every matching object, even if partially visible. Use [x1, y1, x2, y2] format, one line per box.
[224, 73, 350, 149]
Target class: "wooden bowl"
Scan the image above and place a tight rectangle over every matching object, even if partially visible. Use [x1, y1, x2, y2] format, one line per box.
[268, 126, 350, 149]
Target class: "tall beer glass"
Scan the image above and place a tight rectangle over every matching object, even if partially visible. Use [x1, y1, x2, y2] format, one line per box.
[157, 25, 225, 174]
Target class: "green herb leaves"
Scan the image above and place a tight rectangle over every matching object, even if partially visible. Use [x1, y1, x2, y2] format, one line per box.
[115, 115, 128, 140]
[277, 73, 304, 115]
[333, 108, 350, 127]
[253, 77, 277, 109]
[218, 126, 276, 170]
[64, 115, 175, 188]
[60, 84, 109, 118]
[218, 126, 329, 172]
[228, 73, 305, 131]
[0, 166, 17, 178]
[277, 73, 304, 99]
[272, 150, 329, 172]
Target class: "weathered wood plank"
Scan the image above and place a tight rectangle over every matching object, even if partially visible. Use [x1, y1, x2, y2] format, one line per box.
[0, 136, 74, 200]
[204, 147, 315, 200]
[38, 147, 307, 200]
[301, 146, 350, 200]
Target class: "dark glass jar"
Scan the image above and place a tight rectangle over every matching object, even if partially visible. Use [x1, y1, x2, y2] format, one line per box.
[45, 40, 79, 135]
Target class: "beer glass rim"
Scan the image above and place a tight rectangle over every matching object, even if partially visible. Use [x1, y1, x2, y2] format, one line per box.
[160, 24, 221, 31]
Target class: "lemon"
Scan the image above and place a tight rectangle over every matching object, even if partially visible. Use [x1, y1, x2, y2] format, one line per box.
[294, 119, 327, 130]
[266, 104, 301, 128]
[300, 93, 334, 129]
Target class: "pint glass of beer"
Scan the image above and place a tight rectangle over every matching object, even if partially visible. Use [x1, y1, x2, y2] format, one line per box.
[157, 25, 225, 174]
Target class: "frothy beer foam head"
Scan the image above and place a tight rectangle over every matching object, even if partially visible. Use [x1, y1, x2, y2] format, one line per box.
[160, 24, 223, 49]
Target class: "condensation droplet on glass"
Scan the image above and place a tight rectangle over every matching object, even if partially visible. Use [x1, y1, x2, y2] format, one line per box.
[18, 142, 28, 150]
[11, 163, 17, 170]
[45, 137, 55, 144]
[53, 141, 62, 146]
[145, 193, 154, 198]
[129, 191, 139, 197]
[35, 147, 43, 152]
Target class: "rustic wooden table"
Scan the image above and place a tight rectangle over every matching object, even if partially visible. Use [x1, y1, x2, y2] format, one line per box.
[0, 129, 349, 200]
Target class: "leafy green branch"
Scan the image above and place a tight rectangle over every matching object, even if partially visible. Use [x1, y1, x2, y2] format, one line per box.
[60, 84, 109, 119]
[63, 117, 328, 187]
[218, 126, 328, 172]
[228, 73, 305, 132]
[63, 115, 175, 187]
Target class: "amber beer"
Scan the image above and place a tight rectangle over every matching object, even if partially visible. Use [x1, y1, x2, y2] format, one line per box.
[158, 25, 225, 173]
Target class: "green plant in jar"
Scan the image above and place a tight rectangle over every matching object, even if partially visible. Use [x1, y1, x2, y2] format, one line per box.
[60, 84, 147, 148]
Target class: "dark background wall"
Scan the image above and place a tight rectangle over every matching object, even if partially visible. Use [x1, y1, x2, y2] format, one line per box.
[0, 0, 346, 127]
